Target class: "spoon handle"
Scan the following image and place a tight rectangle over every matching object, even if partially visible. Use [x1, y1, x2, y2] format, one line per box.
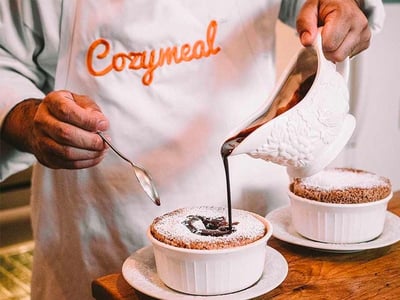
[97, 131, 161, 206]
[97, 131, 131, 164]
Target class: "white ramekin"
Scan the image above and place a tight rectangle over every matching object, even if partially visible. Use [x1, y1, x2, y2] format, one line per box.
[147, 213, 272, 296]
[289, 190, 392, 244]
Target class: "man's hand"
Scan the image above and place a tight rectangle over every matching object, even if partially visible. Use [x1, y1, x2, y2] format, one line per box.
[1, 90, 109, 169]
[297, 0, 371, 62]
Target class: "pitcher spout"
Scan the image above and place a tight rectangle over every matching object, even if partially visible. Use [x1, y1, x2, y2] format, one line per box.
[222, 46, 318, 157]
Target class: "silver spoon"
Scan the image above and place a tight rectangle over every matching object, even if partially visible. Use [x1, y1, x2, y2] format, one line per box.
[97, 131, 161, 206]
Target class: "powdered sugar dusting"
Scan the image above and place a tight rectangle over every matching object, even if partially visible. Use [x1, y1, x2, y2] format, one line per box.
[151, 207, 265, 246]
[300, 169, 389, 190]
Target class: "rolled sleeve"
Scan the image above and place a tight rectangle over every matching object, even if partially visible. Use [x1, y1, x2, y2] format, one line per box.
[363, 0, 386, 35]
[0, 0, 59, 181]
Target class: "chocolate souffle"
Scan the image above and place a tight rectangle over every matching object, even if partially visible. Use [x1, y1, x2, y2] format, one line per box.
[291, 168, 392, 204]
[150, 206, 267, 250]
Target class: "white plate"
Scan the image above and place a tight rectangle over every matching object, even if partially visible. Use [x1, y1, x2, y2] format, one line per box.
[122, 245, 288, 300]
[267, 206, 400, 253]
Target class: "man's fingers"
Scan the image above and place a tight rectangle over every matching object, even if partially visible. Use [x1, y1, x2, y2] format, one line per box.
[321, 18, 370, 61]
[33, 135, 108, 169]
[34, 99, 106, 151]
[44, 90, 109, 132]
[297, 0, 319, 46]
[71, 93, 109, 131]
[323, 30, 370, 61]
[297, 0, 372, 62]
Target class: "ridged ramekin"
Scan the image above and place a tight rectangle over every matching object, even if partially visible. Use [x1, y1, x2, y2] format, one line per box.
[289, 190, 392, 244]
[147, 213, 272, 296]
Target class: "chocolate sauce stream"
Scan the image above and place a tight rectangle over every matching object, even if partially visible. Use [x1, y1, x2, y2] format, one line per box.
[223, 155, 233, 230]
[221, 130, 249, 232]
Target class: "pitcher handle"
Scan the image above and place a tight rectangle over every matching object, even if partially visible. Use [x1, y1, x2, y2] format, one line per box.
[313, 29, 350, 83]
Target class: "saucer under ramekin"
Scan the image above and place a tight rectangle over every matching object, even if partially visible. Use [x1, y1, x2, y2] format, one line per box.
[147, 212, 273, 296]
[289, 190, 393, 244]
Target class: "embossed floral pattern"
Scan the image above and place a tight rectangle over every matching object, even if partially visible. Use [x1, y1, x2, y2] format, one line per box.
[248, 65, 350, 170]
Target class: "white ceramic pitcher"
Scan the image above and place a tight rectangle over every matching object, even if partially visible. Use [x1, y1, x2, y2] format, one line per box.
[221, 32, 355, 178]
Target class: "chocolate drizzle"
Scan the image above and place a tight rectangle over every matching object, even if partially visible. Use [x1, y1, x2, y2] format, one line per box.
[182, 215, 238, 236]
[219, 73, 316, 232]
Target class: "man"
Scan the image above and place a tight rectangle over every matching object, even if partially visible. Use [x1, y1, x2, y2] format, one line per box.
[0, 0, 384, 299]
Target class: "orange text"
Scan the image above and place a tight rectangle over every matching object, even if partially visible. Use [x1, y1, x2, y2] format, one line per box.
[86, 20, 221, 86]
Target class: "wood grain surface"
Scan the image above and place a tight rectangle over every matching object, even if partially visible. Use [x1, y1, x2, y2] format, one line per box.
[92, 191, 400, 300]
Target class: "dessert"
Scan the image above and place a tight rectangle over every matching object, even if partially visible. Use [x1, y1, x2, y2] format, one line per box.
[150, 206, 267, 250]
[147, 207, 273, 295]
[289, 168, 393, 244]
[291, 168, 392, 204]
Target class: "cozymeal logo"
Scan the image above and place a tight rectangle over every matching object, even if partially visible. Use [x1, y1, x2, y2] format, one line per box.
[86, 20, 221, 86]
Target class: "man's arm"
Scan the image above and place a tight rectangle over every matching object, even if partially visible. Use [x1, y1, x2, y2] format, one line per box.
[0, 1, 109, 180]
[0, 1, 52, 180]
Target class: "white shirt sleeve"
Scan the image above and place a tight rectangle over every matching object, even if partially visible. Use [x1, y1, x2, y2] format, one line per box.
[0, 1, 61, 181]
[363, 0, 386, 34]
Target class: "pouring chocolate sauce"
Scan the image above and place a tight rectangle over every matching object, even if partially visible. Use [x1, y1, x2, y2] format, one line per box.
[218, 37, 352, 231]
[183, 50, 316, 237]
[220, 72, 316, 231]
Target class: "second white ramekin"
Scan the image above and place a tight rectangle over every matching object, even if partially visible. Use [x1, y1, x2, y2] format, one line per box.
[289, 190, 392, 244]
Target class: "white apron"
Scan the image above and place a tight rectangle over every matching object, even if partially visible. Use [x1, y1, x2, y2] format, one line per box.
[30, 1, 290, 299]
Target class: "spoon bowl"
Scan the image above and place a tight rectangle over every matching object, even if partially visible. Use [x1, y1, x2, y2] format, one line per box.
[97, 131, 161, 206]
